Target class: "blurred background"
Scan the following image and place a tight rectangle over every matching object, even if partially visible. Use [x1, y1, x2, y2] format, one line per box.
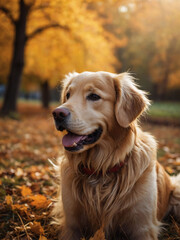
[0, 0, 180, 117]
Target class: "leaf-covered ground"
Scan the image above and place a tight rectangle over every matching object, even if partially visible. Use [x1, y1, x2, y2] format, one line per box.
[0, 104, 179, 240]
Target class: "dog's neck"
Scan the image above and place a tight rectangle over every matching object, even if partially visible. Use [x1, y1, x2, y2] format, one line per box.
[65, 124, 136, 175]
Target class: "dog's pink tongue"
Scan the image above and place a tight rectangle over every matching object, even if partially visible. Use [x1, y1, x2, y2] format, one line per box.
[62, 132, 85, 147]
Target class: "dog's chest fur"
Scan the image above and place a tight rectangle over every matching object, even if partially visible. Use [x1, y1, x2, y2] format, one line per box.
[60, 130, 159, 239]
[68, 159, 157, 236]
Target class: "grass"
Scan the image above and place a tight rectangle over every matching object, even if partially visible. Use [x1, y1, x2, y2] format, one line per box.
[148, 101, 180, 120]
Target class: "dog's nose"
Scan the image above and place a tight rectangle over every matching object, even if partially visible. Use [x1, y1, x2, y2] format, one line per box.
[52, 107, 70, 122]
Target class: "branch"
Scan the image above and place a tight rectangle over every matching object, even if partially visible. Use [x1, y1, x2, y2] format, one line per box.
[0, 6, 16, 25]
[30, 4, 50, 12]
[26, 23, 70, 41]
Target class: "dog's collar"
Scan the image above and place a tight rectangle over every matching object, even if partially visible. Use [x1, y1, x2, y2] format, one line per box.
[80, 162, 124, 176]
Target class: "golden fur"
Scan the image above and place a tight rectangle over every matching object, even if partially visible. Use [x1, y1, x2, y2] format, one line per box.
[52, 72, 180, 240]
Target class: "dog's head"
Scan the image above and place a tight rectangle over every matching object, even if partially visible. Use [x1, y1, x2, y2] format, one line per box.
[53, 71, 149, 153]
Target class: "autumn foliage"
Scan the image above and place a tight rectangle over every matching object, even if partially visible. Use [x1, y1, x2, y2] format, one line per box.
[0, 0, 180, 115]
[0, 104, 180, 239]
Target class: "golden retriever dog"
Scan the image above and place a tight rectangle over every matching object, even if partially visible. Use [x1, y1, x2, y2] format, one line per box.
[52, 71, 180, 240]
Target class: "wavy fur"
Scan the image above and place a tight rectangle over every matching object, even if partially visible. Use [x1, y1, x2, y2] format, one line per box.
[52, 71, 180, 240]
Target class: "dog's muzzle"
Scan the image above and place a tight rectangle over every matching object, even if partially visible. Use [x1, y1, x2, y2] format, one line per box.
[52, 107, 103, 152]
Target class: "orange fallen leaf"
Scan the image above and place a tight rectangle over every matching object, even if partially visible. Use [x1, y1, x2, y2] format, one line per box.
[5, 195, 13, 206]
[174, 161, 180, 166]
[21, 185, 32, 197]
[39, 235, 48, 240]
[30, 221, 44, 235]
[165, 166, 174, 174]
[29, 194, 51, 209]
[90, 227, 106, 240]
[12, 204, 28, 212]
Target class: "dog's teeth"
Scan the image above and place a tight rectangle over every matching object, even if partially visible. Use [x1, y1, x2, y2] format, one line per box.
[73, 142, 77, 147]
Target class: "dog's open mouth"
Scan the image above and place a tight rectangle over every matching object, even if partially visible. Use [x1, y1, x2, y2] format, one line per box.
[62, 127, 103, 152]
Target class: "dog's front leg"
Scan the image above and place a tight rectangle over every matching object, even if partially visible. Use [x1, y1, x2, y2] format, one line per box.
[126, 208, 160, 240]
[60, 166, 83, 240]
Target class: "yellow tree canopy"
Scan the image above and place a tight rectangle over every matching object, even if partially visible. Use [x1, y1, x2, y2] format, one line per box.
[0, 0, 121, 90]
[118, 0, 180, 91]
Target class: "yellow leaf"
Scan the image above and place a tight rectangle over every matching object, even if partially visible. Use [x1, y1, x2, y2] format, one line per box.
[29, 194, 51, 209]
[5, 195, 13, 206]
[21, 185, 32, 197]
[30, 221, 44, 235]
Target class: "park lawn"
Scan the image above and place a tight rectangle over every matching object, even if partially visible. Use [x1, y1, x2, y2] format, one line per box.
[0, 102, 179, 239]
[148, 101, 180, 124]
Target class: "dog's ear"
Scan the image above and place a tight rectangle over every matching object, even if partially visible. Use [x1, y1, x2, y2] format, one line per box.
[61, 72, 79, 103]
[114, 73, 150, 128]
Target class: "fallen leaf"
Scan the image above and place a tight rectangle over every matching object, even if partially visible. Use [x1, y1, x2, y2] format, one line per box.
[30, 221, 44, 235]
[16, 168, 24, 177]
[165, 166, 175, 174]
[30, 171, 42, 180]
[5, 195, 13, 206]
[21, 185, 32, 197]
[90, 227, 106, 240]
[12, 204, 28, 212]
[39, 235, 48, 240]
[163, 146, 170, 152]
[0, 222, 5, 229]
[29, 194, 51, 209]
[174, 161, 180, 166]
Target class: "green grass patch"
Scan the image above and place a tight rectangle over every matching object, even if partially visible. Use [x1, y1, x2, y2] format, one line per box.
[157, 148, 166, 158]
[148, 101, 180, 120]
[175, 137, 180, 144]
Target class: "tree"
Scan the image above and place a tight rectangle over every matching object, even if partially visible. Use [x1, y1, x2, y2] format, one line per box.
[114, 0, 180, 99]
[0, 0, 70, 114]
[0, 0, 120, 113]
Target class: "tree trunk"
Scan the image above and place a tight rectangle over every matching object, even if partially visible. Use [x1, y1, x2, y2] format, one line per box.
[159, 67, 169, 100]
[41, 80, 50, 109]
[1, 0, 29, 115]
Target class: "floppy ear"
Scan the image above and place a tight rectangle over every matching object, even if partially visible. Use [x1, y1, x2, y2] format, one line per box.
[61, 72, 79, 103]
[114, 73, 150, 128]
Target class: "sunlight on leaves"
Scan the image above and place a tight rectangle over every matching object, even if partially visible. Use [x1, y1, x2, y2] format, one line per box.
[5, 195, 13, 206]
[29, 194, 51, 209]
[21, 185, 32, 197]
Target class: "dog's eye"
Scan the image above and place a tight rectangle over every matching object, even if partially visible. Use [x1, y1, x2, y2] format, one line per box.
[66, 92, 70, 100]
[87, 93, 101, 101]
